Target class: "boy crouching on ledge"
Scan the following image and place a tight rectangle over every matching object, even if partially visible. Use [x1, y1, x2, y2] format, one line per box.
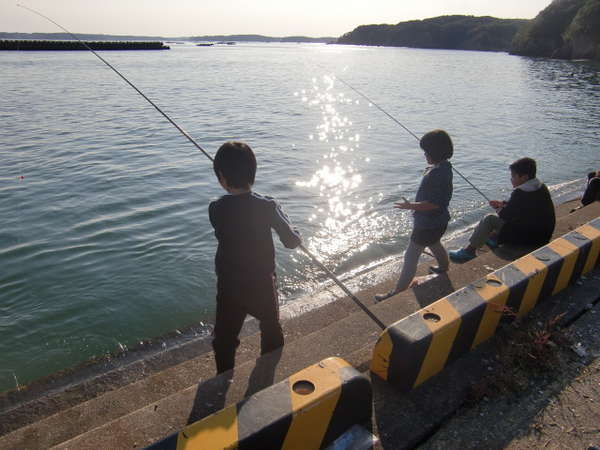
[209, 142, 302, 373]
[449, 157, 555, 262]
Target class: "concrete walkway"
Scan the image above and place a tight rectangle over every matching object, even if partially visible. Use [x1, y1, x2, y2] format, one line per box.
[0, 201, 598, 449]
[417, 271, 600, 450]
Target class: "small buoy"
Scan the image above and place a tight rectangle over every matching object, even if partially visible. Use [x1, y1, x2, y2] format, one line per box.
[19, 176, 25, 180]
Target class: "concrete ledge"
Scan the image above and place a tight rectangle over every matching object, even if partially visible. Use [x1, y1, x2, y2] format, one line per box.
[142, 357, 371, 450]
[371, 216, 600, 390]
[1, 203, 598, 449]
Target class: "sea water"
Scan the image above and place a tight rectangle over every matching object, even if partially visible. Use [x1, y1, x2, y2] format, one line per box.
[1, 43, 598, 391]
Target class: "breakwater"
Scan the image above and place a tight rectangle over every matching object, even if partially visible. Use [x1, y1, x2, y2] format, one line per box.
[0, 40, 170, 51]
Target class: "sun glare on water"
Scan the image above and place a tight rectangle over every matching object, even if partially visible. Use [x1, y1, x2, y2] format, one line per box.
[293, 75, 389, 269]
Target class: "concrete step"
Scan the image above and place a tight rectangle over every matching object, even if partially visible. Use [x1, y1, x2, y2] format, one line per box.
[0, 200, 597, 449]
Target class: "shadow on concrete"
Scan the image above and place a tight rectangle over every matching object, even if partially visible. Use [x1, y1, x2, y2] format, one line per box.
[412, 273, 456, 308]
[244, 347, 283, 398]
[185, 347, 282, 426]
[370, 273, 600, 449]
[186, 370, 234, 424]
[490, 244, 536, 261]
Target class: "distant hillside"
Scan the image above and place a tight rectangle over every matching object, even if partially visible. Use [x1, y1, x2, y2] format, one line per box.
[0, 32, 335, 44]
[337, 15, 529, 52]
[510, 0, 600, 59]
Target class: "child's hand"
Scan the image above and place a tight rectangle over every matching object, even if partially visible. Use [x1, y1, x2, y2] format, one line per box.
[489, 200, 504, 209]
[394, 199, 412, 210]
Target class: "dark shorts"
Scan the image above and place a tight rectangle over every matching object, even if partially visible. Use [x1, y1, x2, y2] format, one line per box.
[410, 224, 447, 247]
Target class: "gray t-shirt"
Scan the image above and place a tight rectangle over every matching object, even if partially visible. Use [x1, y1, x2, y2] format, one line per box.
[413, 160, 453, 229]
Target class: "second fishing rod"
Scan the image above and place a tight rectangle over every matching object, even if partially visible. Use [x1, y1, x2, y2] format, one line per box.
[335, 75, 491, 204]
[19, 4, 387, 331]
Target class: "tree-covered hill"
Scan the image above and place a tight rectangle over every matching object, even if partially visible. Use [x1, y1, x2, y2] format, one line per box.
[511, 0, 600, 59]
[337, 15, 529, 52]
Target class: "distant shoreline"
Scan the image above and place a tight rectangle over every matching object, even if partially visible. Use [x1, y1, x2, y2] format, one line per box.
[0, 32, 337, 44]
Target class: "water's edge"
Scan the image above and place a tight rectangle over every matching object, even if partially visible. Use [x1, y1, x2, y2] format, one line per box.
[0, 179, 584, 401]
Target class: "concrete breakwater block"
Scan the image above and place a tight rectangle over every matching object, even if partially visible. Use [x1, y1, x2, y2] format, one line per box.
[371, 217, 600, 390]
[146, 357, 371, 450]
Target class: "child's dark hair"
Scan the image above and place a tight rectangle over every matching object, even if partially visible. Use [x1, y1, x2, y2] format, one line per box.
[420, 130, 453, 162]
[213, 141, 257, 188]
[509, 157, 536, 179]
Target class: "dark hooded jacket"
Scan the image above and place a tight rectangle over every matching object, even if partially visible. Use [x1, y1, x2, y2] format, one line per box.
[497, 178, 555, 247]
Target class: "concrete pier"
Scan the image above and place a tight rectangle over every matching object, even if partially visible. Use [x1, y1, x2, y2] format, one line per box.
[0, 200, 598, 449]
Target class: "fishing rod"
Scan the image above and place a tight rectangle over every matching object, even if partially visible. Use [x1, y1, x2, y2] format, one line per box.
[18, 4, 387, 330]
[299, 244, 386, 329]
[335, 75, 492, 204]
[17, 4, 214, 163]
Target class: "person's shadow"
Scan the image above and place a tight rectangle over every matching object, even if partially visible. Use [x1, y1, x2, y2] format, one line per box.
[186, 369, 235, 425]
[186, 347, 283, 425]
[243, 347, 283, 398]
[412, 273, 456, 308]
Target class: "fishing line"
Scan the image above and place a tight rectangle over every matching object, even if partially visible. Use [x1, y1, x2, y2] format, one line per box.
[18, 4, 387, 330]
[335, 75, 492, 203]
[17, 3, 214, 163]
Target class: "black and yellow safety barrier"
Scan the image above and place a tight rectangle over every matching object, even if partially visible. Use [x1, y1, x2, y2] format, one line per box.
[147, 357, 371, 450]
[371, 217, 600, 390]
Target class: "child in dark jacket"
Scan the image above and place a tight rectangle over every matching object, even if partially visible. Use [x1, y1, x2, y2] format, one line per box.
[209, 142, 302, 373]
[450, 157, 555, 262]
[582, 170, 600, 206]
[376, 129, 453, 301]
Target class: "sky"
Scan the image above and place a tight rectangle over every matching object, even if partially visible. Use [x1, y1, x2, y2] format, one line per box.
[2, 0, 553, 38]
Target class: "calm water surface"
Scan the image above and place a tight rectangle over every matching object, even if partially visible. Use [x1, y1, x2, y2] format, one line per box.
[1, 43, 599, 391]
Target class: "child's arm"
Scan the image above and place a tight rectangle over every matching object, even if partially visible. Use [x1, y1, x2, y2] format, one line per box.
[397, 164, 452, 212]
[208, 202, 221, 237]
[271, 202, 302, 249]
[489, 200, 507, 210]
[394, 200, 439, 211]
[497, 190, 521, 222]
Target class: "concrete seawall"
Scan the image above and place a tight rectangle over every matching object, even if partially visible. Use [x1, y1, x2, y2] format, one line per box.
[0, 200, 598, 449]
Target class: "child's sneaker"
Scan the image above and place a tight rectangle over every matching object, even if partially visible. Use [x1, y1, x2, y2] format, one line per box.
[374, 290, 398, 302]
[449, 248, 476, 262]
[428, 265, 448, 274]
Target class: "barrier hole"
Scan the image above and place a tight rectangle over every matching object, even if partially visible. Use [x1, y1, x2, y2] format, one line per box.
[486, 279, 503, 286]
[423, 313, 441, 323]
[536, 255, 550, 262]
[293, 380, 315, 395]
[574, 234, 588, 241]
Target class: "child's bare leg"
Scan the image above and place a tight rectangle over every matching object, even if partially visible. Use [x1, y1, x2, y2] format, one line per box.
[394, 240, 425, 292]
[428, 241, 449, 271]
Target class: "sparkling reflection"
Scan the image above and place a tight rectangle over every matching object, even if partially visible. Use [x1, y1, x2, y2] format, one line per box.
[294, 75, 399, 271]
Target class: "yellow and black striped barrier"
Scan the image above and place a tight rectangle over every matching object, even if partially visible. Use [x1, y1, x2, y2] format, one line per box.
[371, 217, 600, 390]
[147, 357, 371, 450]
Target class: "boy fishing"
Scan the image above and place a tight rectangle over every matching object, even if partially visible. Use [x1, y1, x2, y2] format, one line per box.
[376, 129, 454, 301]
[209, 142, 302, 373]
[449, 157, 555, 262]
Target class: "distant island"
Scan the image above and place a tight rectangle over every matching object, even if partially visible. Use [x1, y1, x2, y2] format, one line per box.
[0, 32, 336, 44]
[336, 15, 528, 52]
[511, 0, 600, 60]
[336, 0, 600, 61]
